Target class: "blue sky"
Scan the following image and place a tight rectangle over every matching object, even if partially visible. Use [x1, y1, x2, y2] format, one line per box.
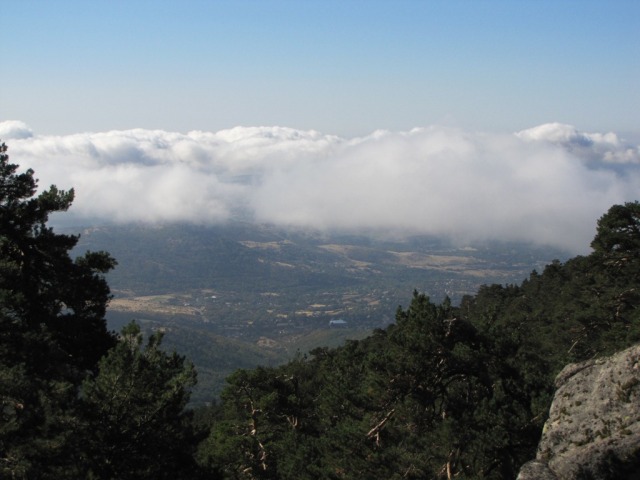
[2, 0, 639, 137]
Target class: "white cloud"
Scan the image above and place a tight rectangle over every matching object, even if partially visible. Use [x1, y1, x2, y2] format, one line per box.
[516, 122, 640, 164]
[0, 120, 34, 140]
[2, 121, 639, 253]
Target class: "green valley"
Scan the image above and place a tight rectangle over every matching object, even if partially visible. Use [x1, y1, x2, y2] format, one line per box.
[74, 223, 567, 403]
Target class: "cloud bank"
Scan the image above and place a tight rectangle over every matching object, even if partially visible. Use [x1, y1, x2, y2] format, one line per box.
[1, 120, 639, 253]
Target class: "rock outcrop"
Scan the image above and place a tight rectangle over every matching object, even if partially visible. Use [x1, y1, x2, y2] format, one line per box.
[517, 344, 640, 480]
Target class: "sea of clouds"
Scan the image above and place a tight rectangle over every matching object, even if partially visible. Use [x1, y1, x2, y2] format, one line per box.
[1, 120, 639, 253]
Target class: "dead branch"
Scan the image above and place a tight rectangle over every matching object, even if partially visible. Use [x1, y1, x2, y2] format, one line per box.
[367, 408, 395, 447]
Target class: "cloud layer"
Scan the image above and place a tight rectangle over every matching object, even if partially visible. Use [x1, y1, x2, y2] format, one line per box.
[2, 120, 639, 253]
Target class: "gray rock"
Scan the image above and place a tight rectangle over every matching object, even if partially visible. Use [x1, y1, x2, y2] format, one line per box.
[517, 344, 640, 480]
[516, 460, 558, 480]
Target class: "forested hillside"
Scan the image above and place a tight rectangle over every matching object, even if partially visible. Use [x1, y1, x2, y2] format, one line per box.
[195, 201, 640, 479]
[2, 142, 639, 479]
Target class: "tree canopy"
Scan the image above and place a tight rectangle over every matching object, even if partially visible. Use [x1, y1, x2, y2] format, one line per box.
[196, 201, 640, 479]
[0, 143, 202, 479]
[0, 142, 117, 477]
[81, 321, 199, 479]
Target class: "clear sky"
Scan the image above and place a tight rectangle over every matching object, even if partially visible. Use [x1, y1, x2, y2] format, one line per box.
[2, 0, 639, 137]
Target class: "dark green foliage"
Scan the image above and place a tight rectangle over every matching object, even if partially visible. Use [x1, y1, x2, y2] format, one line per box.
[198, 202, 640, 478]
[0, 144, 203, 479]
[591, 201, 640, 258]
[587, 202, 640, 352]
[80, 321, 200, 479]
[0, 143, 116, 377]
[198, 293, 552, 478]
[0, 143, 117, 478]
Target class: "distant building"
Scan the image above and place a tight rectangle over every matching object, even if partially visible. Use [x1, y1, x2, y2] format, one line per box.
[329, 319, 348, 328]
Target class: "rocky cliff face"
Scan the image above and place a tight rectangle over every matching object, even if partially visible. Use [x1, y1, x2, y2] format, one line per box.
[517, 344, 640, 480]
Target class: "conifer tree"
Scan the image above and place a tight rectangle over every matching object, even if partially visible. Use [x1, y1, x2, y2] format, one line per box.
[0, 142, 117, 477]
[80, 321, 200, 479]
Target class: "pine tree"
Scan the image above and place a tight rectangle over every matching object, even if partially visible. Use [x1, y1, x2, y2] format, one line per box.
[0, 142, 116, 478]
[80, 322, 200, 479]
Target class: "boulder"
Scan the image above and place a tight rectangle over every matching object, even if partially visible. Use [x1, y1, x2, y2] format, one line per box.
[517, 344, 640, 480]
